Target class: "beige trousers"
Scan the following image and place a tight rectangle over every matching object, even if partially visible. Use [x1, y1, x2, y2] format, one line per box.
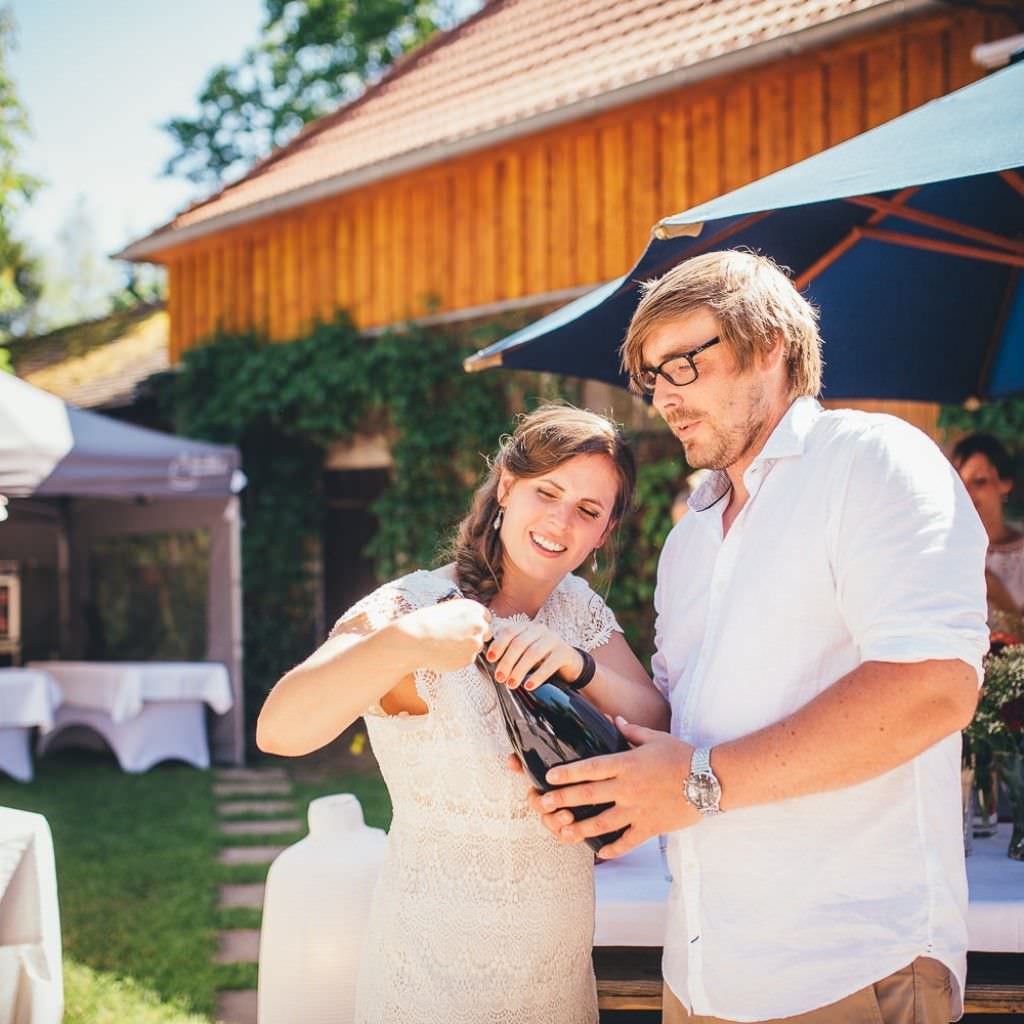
[662, 958, 952, 1024]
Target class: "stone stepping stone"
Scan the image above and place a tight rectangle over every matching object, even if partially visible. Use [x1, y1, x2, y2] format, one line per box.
[214, 781, 292, 797]
[215, 767, 288, 782]
[218, 845, 286, 866]
[216, 989, 257, 1024]
[216, 929, 260, 964]
[218, 800, 296, 817]
[221, 819, 301, 837]
[219, 883, 266, 909]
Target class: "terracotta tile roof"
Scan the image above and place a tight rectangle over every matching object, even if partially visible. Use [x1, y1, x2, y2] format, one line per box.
[128, 0, 905, 253]
[14, 306, 169, 410]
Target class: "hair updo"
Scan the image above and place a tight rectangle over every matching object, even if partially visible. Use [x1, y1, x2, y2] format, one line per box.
[451, 403, 636, 605]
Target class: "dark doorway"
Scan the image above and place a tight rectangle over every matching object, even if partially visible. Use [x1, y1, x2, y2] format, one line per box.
[323, 468, 390, 631]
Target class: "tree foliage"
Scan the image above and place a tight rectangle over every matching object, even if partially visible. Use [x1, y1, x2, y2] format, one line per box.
[163, 0, 469, 188]
[0, 8, 42, 366]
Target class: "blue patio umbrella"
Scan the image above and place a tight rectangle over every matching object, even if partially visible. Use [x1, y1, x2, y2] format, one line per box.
[464, 61, 1024, 404]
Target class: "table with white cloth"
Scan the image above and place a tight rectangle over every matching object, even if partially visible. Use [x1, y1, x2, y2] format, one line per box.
[0, 807, 63, 1024]
[591, 829, 1024, 1013]
[0, 670, 61, 782]
[28, 660, 233, 773]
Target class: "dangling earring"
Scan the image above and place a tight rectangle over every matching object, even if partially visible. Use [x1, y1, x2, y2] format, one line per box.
[493, 507, 504, 531]
[592, 549, 599, 573]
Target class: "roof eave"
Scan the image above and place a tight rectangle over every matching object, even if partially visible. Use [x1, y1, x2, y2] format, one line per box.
[118, 0, 942, 263]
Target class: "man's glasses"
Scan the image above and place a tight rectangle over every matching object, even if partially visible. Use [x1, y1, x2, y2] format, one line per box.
[631, 336, 721, 395]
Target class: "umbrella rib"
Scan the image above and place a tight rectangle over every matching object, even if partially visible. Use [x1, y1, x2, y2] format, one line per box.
[857, 227, 1024, 268]
[795, 187, 919, 290]
[1001, 171, 1024, 200]
[844, 195, 1024, 256]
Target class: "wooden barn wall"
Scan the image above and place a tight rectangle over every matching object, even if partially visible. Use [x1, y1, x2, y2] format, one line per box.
[161, 10, 1001, 363]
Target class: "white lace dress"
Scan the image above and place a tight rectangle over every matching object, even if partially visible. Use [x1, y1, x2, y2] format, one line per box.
[334, 569, 621, 1024]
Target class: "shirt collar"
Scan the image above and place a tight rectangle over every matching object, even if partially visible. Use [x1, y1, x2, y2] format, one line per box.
[687, 396, 823, 513]
[755, 395, 823, 464]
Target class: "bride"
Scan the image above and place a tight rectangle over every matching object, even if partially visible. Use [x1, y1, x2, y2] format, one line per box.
[256, 404, 668, 1024]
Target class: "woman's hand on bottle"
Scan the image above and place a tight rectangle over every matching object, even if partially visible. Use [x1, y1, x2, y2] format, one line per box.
[393, 599, 493, 672]
[486, 621, 583, 689]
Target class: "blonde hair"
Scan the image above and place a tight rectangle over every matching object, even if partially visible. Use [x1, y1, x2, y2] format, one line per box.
[620, 250, 822, 398]
[450, 403, 635, 605]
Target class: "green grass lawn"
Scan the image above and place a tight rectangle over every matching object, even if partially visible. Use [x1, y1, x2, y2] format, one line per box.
[0, 743, 390, 1023]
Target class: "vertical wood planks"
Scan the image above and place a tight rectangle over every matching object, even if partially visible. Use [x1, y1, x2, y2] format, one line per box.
[789, 62, 825, 162]
[599, 121, 628, 279]
[167, 261, 182, 362]
[252, 235, 269, 336]
[574, 129, 600, 284]
[755, 73, 789, 177]
[864, 41, 902, 128]
[351, 198, 371, 326]
[721, 84, 754, 193]
[946, 13, 986, 90]
[629, 114, 659, 267]
[658, 101, 688, 225]
[905, 29, 945, 109]
[370, 191, 391, 326]
[548, 135, 573, 292]
[524, 143, 550, 297]
[498, 151, 524, 301]
[451, 164, 474, 310]
[474, 160, 498, 305]
[689, 93, 721, 206]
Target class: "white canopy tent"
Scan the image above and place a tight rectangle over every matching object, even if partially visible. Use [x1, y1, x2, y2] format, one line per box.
[0, 373, 246, 764]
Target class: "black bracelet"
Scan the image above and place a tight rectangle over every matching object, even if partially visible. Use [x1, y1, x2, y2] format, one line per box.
[566, 646, 597, 691]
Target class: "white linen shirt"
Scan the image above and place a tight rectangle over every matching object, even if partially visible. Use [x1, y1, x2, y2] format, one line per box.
[654, 397, 988, 1022]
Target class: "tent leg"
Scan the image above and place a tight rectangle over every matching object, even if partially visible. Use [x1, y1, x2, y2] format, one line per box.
[56, 499, 72, 658]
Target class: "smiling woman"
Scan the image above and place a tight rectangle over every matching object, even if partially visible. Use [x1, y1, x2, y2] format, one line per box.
[255, 402, 668, 1024]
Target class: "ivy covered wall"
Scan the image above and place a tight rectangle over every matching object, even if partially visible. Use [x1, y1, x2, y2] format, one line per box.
[155, 314, 686, 742]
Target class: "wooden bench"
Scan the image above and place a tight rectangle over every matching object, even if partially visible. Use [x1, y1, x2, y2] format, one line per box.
[593, 948, 1024, 1015]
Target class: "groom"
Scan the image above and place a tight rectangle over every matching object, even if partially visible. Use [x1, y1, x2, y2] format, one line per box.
[529, 250, 989, 1023]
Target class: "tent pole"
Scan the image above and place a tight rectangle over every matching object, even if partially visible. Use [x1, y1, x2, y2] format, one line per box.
[56, 499, 72, 658]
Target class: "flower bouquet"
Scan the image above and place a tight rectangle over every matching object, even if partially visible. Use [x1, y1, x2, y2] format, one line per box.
[965, 640, 1024, 859]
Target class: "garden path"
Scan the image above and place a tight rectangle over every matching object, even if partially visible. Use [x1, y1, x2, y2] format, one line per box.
[213, 766, 297, 1024]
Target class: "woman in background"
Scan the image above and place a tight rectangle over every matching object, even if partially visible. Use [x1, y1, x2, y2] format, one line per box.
[953, 432, 1023, 631]
[257, 404, 667, 1024]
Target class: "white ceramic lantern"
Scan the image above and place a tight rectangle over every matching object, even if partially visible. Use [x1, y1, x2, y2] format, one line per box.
[258, 793, 387, 1024]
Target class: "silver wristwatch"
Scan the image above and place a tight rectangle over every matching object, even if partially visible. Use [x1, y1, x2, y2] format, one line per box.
[684, 746, 722, 816]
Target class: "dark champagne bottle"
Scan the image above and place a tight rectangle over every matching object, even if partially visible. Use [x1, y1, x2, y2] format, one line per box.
[476, 645, 631, 853]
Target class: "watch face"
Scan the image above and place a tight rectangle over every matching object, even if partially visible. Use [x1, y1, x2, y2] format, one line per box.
[686, 772, 722, 811]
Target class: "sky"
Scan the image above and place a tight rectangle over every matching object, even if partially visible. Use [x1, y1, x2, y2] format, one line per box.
[10, 0, 265, 260]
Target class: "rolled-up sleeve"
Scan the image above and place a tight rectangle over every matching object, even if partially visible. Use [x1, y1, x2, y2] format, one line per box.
[834, 418, 989, 683]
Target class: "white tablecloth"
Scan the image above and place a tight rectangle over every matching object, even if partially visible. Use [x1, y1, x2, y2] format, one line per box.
[0, 671, 61, 731]
[966, 824, 1024, 952]
[27, 661, 232, 722]
[0, 808, 63, 1024]
[594, 829, 1024, 952]
[0, 670, 62, 781]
